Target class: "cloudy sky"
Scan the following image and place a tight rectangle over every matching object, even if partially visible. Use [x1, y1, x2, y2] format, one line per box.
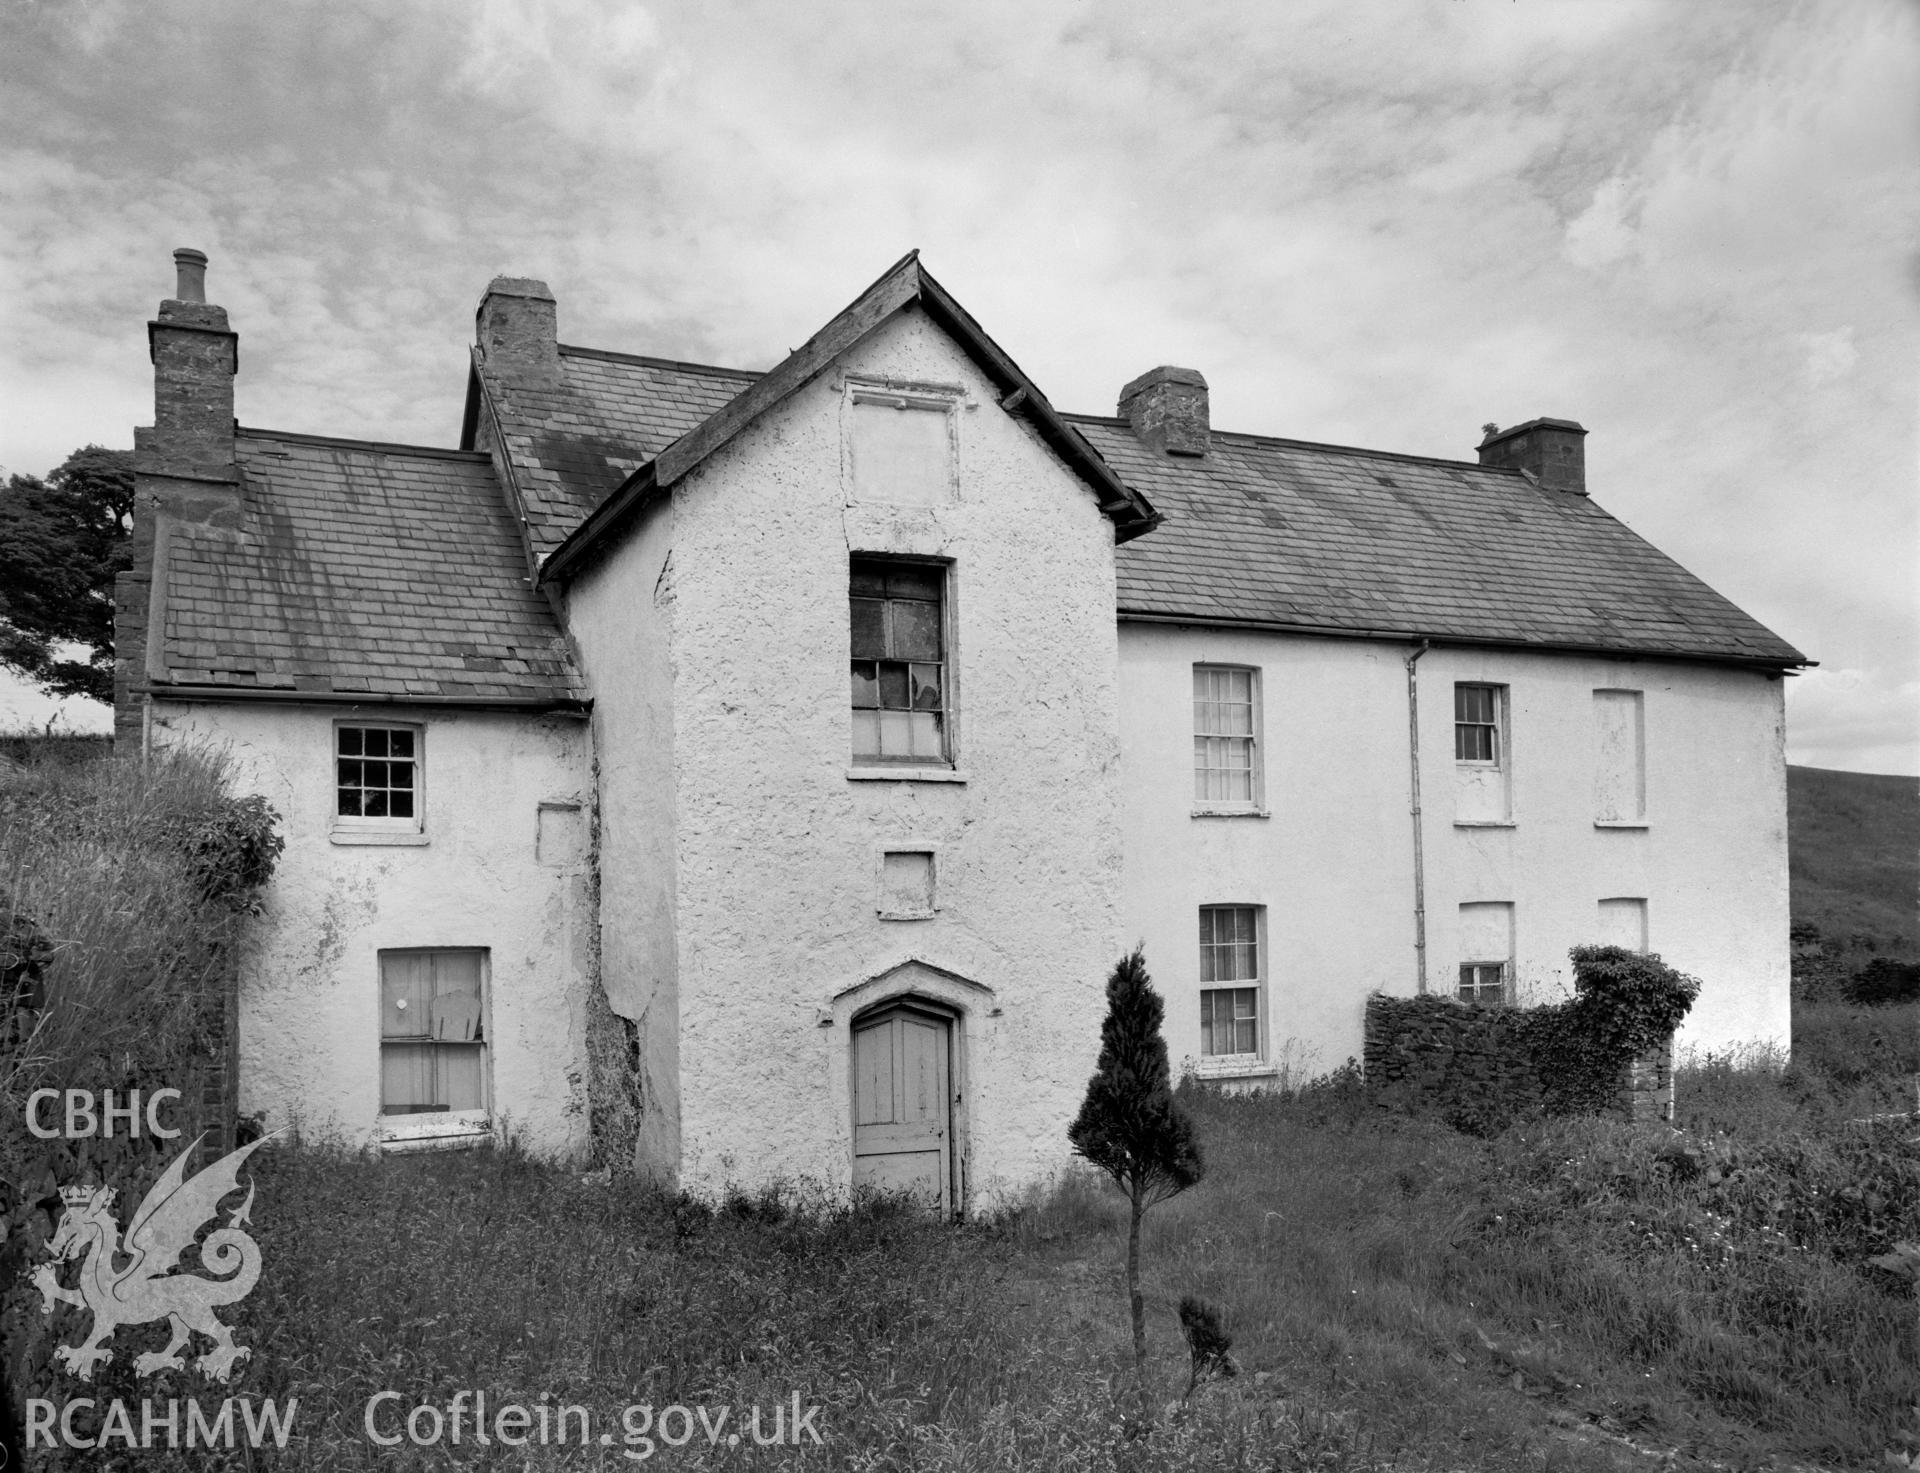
[1, 0, 1914, 772]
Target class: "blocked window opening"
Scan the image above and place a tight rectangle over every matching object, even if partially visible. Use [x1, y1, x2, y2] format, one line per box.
[850, 394, 953, 509]
[1597, 897, 1649, 953]
[880, 850, 936, 918]
[1593, 689, 1646, 822]
[1458, 901, 1514, 1007]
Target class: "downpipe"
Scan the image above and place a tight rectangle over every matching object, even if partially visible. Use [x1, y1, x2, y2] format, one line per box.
[1405, 640, 1431, 993]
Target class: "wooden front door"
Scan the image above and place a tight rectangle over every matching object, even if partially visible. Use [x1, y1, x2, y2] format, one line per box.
[851, 1004, 953, 1211]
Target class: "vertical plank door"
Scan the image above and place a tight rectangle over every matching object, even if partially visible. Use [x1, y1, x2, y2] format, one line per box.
[851, 1006, 951, 1211]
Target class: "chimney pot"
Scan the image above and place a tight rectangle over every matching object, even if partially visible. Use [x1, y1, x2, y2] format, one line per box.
[1119, 365, 1209, 457]
[1477, 416, 1587, 495]
[172, 247, 209, 304]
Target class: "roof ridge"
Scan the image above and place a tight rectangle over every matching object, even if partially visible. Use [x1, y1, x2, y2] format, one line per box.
[545, 354, 1536, 478]
[237, 427, 491, 462]
[1067, 413, 1524, 476]
[558, 343, 764, 379]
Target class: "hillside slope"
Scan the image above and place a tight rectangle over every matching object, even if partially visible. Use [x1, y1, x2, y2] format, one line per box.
[1787, 764, 1919, 950]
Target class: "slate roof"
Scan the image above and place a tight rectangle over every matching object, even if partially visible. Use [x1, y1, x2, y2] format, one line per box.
[157, 294, 1801, 700]
[500, 342, 1803, 669]
[539, 252, 1159, 582]
[153, 430, 582, 702]
[1076, 420, 1806, 667]
[465, 346, 759, 567]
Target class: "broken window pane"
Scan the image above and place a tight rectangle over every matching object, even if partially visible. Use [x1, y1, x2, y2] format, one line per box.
[878, 664, 910, 709]
[850, 598, 887, 659]
[909, 664, 942, 710]
[849, 558, 949, 765]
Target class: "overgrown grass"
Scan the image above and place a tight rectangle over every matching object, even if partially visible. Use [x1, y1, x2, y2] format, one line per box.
[6, 744, 1912, 1468]
[0, 744, 251, 1113]
[25, 1042, 1911, 1471]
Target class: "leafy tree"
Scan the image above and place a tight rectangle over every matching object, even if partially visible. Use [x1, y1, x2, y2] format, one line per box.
[1068, 947, 1205, 1404]
[0, 445, 135, 703]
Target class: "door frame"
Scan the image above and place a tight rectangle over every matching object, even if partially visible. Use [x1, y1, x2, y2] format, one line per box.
[837, 960, 983, 1213]
[848, 998, 960, 1213]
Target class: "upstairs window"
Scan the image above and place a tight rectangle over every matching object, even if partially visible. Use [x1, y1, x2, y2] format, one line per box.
[336, 724, 421, 830]
[1199, 905, 1263, 1058]
[1193, 666, 1260, 806]
[1454, 684, 1503, 765]
[850, 559, 948, 765]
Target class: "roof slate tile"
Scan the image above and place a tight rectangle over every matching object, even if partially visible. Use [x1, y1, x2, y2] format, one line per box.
[155, 433, 584, 702]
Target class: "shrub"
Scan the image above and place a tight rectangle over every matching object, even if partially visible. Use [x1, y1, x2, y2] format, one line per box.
[1069, 947, 1203, 1411]
[1367, 946, 1701, 1132]
[0, 744, 284, 1455]
[1847, 957, 1920, 1007]
[1529, 945, 1700, 1117]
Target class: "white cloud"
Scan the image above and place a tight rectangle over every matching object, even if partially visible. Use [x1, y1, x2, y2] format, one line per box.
[1787, 667, 1920, 776]
[1563, 176, 1639, 270]
[1800, 327, 1858, 387]
[0, 0, 1912, 773]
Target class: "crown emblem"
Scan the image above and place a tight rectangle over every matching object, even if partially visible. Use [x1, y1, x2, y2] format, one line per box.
[59, 1184, 109, 1208]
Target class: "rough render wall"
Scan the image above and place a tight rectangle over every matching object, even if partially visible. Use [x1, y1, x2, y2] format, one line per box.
[1119, 629, 1792, 1077]
[582, 306, 1126, 1206]
[147, 701, 594, 1156]
[564, 505, 682, 1180]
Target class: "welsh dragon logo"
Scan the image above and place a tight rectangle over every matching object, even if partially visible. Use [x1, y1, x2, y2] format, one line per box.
[32, 1133, 272, 1383]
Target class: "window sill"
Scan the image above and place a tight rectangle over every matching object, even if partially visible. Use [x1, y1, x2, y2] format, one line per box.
[378, 1113, 491, 1153]
[846, 767, 967, 784]
[331, 828, 430, 847]
[1192, 1057, 1277, 1081]
[1593, 820, 1650, 830]
[1191, 806, 1269, 819]
[1453, 820, 1516, 829]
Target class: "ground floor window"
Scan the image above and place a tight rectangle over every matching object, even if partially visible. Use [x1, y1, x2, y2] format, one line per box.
[1456, 961, 1510, 1006]
[1199, 905, 1263, 1058]
[1457, 901, 1515, 1006]
[379, 949, 487, 1118]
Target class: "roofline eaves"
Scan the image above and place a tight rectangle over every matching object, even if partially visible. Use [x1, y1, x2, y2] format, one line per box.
[139, 682, 591, 715]
[1115, 609, 1812, 672]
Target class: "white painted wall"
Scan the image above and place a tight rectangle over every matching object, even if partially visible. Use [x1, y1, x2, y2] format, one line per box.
[147, 701, 594, 1155]
[566, 502, 682, 1175]
[574, 305, 1127, 1206]
[1118, 629, 1791, 1079]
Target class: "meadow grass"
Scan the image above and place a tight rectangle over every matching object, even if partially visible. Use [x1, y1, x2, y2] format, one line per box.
[6, 745, 1911, 1469]
[30, 1028, 1906, 1472]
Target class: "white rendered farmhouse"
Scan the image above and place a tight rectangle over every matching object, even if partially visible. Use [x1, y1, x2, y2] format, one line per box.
[115, 249, 1806, 1209]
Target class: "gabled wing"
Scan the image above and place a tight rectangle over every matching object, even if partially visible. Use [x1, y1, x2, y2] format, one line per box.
[122, 1134, 273, 1280]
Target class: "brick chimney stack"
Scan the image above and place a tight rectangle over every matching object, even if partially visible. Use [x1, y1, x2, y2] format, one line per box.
[476, 277, 559, 381]
[1477, 417, 1587, 496]
[1119, 366, 1210, 457]
[118, 248, 242, 742]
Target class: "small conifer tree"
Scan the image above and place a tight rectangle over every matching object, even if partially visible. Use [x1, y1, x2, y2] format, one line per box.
[1068, 947, 1205, 1400]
